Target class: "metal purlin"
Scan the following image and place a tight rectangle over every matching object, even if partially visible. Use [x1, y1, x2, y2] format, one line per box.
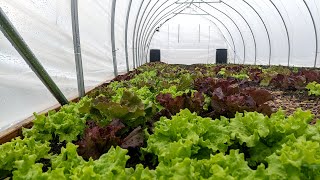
[71, 0, 85, 98]
[137, 0, 179, 65]
[132, 0, 145, 68]
[125, 0, 133, 72]
[193, 5, 237, 63]
[141, 3, 191, 63]
[269, 0, 291, 66]
[143, 5, 187, 59]
[201, 1, 246, 63]
[302, 0, 318, 68]
[134, 0, 153, 67]
[139, 1, 189, 64]
[0, 7, 69, 105]
[111, 0, 118, 76]
[243, 0, 272, 66]
[221, 1, 257, 65]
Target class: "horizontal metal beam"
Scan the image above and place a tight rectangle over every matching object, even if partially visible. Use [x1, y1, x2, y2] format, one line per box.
[0, 7, 69, 105]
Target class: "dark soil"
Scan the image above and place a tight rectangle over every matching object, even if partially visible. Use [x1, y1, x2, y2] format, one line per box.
[49, 135, 67, 155]
[267, 89, 320, 122]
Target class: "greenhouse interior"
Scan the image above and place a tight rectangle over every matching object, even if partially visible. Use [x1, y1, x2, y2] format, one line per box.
[0, 0, 320, 179]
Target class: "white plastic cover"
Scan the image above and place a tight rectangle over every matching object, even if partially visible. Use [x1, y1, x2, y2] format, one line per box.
[150, 13, 229, 64]
[0, 0, 319, 132]
[149, 0, 320, 67]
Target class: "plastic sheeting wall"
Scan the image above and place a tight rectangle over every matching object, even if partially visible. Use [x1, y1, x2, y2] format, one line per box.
[0, 0, 320, 132]
[149, 0, 320, 67]
[150, 14, 229, 64]
[0, 0, 129, 131]
[0, 1, 77, 131]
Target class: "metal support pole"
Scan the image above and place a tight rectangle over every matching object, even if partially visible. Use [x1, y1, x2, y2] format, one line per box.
[0, 8, 68, 105]
[178, 24, 180, 43]
[302, 0, 318, 68]
[199, 24, 201, 43]
[243, 0, 272, 66]
[222, 1, 257, 65]
[111, 0, 118, 76]
[125, 0, 133, 72]
[71, 0, 85, 98]
[208, 26, 210, 63]
[269, 0, 290, 66]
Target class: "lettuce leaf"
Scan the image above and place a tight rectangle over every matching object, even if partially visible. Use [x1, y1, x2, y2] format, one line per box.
[145, 109, 231, 163]
[22, 97, 90, 142]
[0, 137, 50, 172]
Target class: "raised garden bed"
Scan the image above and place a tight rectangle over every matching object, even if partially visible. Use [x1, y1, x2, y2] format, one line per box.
[1, 62, 320, 179]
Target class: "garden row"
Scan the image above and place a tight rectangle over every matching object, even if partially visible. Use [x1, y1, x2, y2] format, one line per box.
[0, 63, 320, 179]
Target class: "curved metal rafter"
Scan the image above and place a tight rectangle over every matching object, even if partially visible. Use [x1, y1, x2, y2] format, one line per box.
[125, 0, 133, 72]
[140, 1, 192, 64]
[200, 1, 246, 63]
[269, 0, 291, 66]
[302, 0, 318, 68]
[221, 1, 257, 65]
[136, 0, 161, 66]
[138, 0, 186, 65]
[143, 6, 193, 61]
[141, 3, 191, 63]
[132, 0, 145, 68]
[192, 5, 237, 63]
[144, 5, 240, 65]
[134, 0, 153, 67]
[243, 0, 272, 65]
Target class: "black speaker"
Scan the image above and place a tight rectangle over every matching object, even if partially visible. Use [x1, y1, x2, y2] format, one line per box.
[216, 49, 228, 64]
[150, 49, 161, 62]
